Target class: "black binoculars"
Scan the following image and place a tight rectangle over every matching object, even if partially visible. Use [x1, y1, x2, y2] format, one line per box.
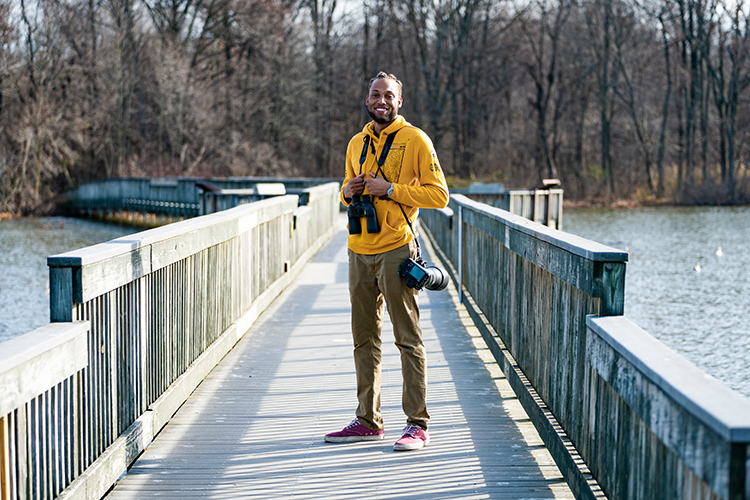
[347, 194, 380, 235]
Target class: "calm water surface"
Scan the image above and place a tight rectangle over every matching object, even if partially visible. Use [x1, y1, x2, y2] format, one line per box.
[565, 206, 750, 398]
[0, 217, 135, 344]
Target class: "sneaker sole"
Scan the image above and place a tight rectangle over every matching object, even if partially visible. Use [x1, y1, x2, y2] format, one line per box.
[393, 438, 430, 451]
[325, 434, 384, 443]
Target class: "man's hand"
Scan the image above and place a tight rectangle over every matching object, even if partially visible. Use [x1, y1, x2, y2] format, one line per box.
[364, 173, 391, 197]
[343, 173, 366, 199]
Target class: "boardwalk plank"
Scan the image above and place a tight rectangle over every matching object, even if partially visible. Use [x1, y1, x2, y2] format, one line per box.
[106, 223, 574, 500]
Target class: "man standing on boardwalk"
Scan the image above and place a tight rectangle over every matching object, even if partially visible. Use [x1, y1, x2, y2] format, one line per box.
[324, 72, 449, 451]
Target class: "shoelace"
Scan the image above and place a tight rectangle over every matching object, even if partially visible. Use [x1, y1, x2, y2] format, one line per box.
[401, 425, 421, 437]
[346, 419, 360, 429]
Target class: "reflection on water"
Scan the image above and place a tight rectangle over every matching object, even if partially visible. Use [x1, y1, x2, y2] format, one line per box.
[0, 217, 135, 344]
[565, 206, 750, 398]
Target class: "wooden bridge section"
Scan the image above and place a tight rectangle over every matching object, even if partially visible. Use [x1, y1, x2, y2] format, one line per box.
[2, 183, 750, 500]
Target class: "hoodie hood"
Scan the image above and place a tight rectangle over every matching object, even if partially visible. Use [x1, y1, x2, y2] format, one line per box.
[362, 115, 409, 137]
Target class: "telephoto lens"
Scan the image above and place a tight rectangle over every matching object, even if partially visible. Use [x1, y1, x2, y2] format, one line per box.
[398, 258, 450, 291]
[422, 264, 449, 291]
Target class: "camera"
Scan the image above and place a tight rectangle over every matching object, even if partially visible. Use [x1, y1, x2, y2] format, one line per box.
[398, 257, 449, 291]
[347, 194, 380, 235]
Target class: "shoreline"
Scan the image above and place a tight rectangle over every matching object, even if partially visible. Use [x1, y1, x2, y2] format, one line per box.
[2, 197, 745, 222]
[0, 210, 179, 229]
[563, 198, 674, 209]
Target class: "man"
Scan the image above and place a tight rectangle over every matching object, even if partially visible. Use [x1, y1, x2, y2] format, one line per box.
[324, 72, 449, 451]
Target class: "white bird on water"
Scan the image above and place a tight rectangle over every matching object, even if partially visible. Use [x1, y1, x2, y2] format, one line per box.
[716, 246, 724, 257]
[694, 262, 701, 272]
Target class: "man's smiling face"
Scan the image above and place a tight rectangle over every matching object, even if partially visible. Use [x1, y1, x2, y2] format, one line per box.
[366, 78, 402, 126]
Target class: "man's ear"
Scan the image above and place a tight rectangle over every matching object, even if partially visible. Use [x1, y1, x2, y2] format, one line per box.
[398, 96, 403, 109]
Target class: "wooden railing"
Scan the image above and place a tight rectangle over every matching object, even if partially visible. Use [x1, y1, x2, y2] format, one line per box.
[1, 183, 340, 500]
[67, 177, 339, 217]
[586, 316, 750, 500]
[197, 183, 287, 215]
[0, 323, 89, 500]
[419, 194, 750, 500]
[450, 182, 564, 229]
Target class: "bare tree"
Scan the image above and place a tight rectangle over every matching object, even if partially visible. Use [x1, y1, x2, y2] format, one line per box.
[520, 0, 571, 180]
[612, 2, 663, 194]
[582, 0, 620, 196]
[707, 0, 750, 200]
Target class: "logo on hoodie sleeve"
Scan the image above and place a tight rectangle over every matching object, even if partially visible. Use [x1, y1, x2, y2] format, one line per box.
[429, 149, 441, 173]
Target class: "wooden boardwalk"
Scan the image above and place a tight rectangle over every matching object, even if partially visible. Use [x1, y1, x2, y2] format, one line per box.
[105, 224, 574, 500]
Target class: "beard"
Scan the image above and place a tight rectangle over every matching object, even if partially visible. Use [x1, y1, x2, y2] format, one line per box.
[368, 107, 397, 125]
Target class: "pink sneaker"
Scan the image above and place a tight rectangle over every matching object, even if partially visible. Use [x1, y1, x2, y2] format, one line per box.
[324, 419, 384, 443]
[393, 425, 430, 451]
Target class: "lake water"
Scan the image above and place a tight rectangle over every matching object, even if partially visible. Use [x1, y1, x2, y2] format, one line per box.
[1, 208, 748, 399]
[0, 217, 135, 344]
[564, 206, 750, 398]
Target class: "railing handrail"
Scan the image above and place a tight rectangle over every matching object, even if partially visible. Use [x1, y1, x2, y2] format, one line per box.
[304, 182, 340, 203]
[453, 194, 625, 262]
[0, 322, 89, 417]
[66, 177, 343, 219]
[49, 195, 298, 269]
[70, 176, 340, 185]
[447, 194, 626, 316]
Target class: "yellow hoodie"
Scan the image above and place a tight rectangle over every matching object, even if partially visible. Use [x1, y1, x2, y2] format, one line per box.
[341, 116, 449, 255]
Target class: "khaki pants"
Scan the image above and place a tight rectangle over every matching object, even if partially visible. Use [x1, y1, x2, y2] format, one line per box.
[348, 240, 429, 431]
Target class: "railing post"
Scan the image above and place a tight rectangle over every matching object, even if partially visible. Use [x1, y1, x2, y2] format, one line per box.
[729, 442, 747, 500]
[457, 205, 463, 304]
[595, 261, 626, 316]
[49, 266, 75, 323]
[1, 415, 8, 500]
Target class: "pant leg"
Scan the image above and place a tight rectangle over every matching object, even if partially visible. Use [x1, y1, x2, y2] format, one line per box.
[377, 240, 430, 430]
[348, 249, 384, 430]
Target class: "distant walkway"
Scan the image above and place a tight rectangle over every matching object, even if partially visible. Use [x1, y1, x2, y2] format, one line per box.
[105, 224, 574, 499]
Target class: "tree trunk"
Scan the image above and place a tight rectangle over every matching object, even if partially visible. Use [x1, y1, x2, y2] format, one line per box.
[656, 15, 672, 199]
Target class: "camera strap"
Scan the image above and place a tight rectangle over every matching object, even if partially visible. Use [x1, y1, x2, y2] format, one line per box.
[398, 203, 423, 261]
[358, 136, 371, 174]
[359, 131, 398, 175]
